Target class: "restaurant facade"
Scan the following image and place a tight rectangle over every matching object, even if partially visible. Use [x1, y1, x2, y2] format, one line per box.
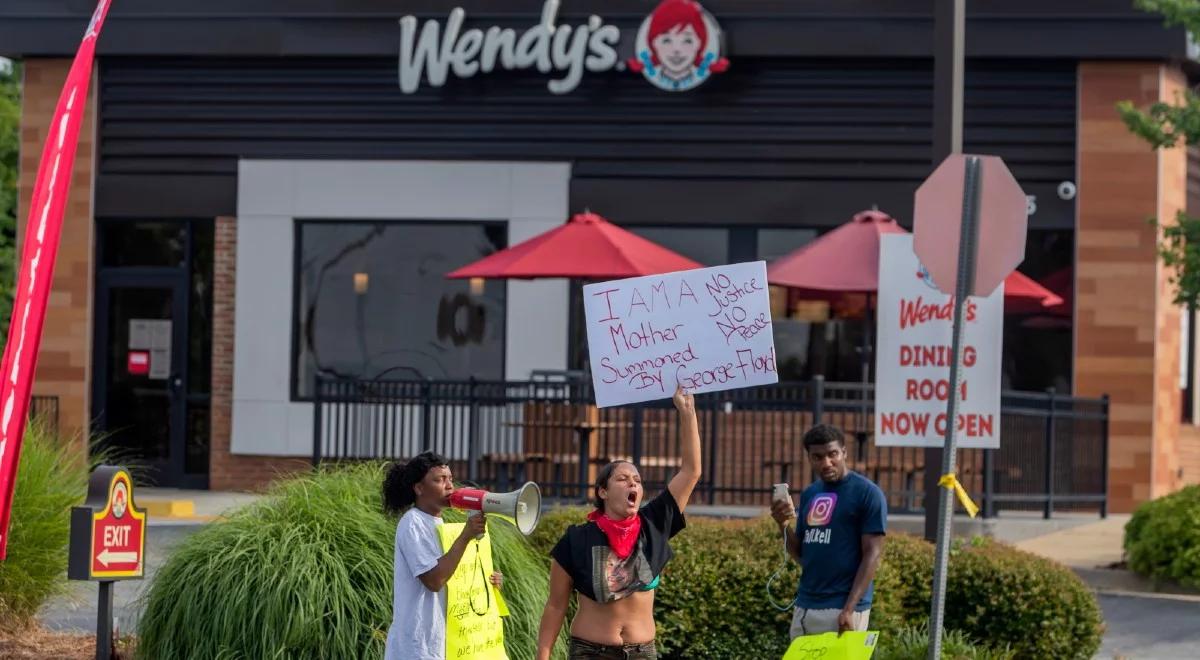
[2, 0, 1198, 512]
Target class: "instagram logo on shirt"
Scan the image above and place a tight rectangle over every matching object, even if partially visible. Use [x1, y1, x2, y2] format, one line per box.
[806, 493, 838, 527]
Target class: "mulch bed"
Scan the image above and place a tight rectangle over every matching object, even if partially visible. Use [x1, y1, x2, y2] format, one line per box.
[0, 625, 135, 659]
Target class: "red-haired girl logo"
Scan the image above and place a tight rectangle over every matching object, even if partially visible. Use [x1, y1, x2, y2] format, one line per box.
[629, 0, 729, 92]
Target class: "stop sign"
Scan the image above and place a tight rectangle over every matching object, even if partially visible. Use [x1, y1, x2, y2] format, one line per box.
[913, 154, 1028, 298]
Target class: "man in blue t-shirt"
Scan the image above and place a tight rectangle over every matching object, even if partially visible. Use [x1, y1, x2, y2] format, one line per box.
[771, 424, 887, 638]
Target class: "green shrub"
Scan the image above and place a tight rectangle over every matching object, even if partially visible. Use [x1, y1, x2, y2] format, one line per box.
[874, 624, 1013, 660]
[136, 464, 568, 660]
[870, 533, 934, 633]
[532, 510, 1099, 660]
[1125, 484, 1200, 588]
[944, 538, 1102, 660]
[0, 423, 90, 629]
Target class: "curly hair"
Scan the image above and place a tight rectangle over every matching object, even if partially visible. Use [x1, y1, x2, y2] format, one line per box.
[802, 424, 845, 450]
[593, 460, 636, 510]
[382, 451, 450, 515]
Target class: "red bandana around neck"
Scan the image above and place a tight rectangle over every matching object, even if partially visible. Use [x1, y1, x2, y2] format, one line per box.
[587, 509, 642, 559]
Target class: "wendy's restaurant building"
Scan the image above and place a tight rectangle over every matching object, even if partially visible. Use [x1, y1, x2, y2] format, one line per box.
[3, 0, 1200, 514]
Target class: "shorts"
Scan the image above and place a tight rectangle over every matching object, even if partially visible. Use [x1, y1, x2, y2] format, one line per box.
[567, 636, 659, 659]
[789, 608, 871, 638]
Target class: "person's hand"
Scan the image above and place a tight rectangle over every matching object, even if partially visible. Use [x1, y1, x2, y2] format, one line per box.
[461, 512, 487, 539]
[490, 571, 503, 588]
[770, 499, 795, 528]
[837, 609, 854, 636]
[672, 384, 695, 415]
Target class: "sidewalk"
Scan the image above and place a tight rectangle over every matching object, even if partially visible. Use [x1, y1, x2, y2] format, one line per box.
[134, 487, 260, 524]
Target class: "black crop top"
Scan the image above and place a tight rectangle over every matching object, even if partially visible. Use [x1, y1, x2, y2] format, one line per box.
[550, 490, 686, 603]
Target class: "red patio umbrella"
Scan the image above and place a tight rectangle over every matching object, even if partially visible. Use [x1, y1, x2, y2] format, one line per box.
[765, 210, 1063, 425]
[766, 209, 1063, 308]
[447, 211, 702, 378]
[446, 211, 701, 280]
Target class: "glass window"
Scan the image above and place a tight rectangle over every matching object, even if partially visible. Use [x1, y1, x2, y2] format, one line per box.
[627, 226, 729, 266]
[757, 228, 816, 262]
[100, 221, 186, 267]
[294, 221, 506, 398]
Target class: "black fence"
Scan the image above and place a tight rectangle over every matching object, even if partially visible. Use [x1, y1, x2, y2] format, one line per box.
[312, 377, 1108, 518]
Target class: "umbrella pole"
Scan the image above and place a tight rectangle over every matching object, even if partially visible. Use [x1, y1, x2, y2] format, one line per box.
[860, 293, 874, 457]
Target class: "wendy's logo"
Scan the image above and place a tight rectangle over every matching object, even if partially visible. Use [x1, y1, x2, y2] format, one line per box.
[628, 0, 729, 92]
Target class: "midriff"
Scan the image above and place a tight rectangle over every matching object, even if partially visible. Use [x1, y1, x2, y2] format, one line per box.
[570, 589, 656, 645]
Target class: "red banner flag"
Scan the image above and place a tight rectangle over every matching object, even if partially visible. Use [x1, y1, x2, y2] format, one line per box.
[0, 0, 113, 559]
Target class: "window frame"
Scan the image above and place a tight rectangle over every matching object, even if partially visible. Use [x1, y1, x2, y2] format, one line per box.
[289, 218, 508, 401]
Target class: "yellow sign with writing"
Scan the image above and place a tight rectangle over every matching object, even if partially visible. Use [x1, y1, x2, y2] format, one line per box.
[438, 523, 508, 660]
[782, 631, 879, 660]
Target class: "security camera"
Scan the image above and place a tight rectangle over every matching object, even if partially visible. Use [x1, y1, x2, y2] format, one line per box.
[1057, 181, 1077, 201]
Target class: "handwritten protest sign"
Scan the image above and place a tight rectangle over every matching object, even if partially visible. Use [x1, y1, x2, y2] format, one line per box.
[782, 631, 879, 660]
[583, 262, 778, 408]
[874, 235, 1002, 449]
[437, 523, 508, 660]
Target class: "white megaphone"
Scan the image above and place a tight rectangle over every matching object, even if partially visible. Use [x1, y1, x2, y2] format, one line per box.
[449, 482, 543, 536]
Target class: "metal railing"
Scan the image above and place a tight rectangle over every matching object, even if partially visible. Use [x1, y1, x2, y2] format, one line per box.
[312, 377, 1108, 518]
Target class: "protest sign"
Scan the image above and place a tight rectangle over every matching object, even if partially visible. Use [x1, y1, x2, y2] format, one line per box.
[874, 234, 1001, 449]
[583, 261, 778, 408]
[782, 631, 879, 660]
[437, 524, 507, 660]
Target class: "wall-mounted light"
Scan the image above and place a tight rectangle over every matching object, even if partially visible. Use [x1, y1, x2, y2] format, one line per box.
[469, 277, 486, 296]
[353, 272, 369, 295]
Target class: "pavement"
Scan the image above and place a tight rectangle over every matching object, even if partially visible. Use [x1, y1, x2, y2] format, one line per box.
[39, 490, 1200, 659]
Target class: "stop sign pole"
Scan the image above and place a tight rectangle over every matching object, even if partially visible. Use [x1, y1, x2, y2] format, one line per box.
[925, 156, 982, 659]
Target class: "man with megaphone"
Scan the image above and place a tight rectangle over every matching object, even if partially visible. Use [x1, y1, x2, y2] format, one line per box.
[381, 451, 503, 660]
[536, 385, 701, 660]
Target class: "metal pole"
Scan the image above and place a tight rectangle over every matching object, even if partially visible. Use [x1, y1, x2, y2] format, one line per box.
[925, 0, 966, 544]
[1044, 388, 1057, 519]
[311, 376, 323, 468]
[96, 580, 113, 660]
[927, 155, 982, 660]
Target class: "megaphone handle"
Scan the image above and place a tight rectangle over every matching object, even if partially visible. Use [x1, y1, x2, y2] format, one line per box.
[469, 509, 485, 540]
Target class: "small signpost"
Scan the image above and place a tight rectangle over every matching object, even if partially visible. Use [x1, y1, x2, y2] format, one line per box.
[68, 466, 146, 660]
[911, 153, 1028, 659]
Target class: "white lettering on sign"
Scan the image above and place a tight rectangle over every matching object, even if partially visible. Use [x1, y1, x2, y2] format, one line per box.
[584, 261, 778, 408]
[874, 235, 1002, 449]
[399, 0, 620, 95]
[103, 525, 131, 547]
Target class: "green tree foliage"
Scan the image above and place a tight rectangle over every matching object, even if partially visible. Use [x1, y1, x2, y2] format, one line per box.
[0, 59, 19, 339]
[1121, 1, 1200, 307]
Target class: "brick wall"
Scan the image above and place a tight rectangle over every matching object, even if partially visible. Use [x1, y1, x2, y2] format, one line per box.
[1076, 62, 1190, 511]
[15, 59, 96, 443]
[209, 216, 308, 490]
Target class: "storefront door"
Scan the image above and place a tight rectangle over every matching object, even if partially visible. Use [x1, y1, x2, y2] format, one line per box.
[92, 219, 212, 489]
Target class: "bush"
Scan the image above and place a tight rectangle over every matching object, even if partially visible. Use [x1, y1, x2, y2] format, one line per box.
[0, 424, 90, 629]
[1125, 484, 1200, 588]
[533, 510, 1099, 660]
[943, 538, 1102, 660]
[136, 464, 568, 659]
[874, 624, 1013, 660]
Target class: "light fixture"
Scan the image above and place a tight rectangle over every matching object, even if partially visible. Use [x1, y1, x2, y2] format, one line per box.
[353, 272, 369, 295]
[469, 277, 486, 296]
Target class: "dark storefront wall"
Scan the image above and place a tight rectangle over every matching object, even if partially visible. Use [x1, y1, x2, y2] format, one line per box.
[95, 55, 1077, 390]
[95, 57, 1076, 230]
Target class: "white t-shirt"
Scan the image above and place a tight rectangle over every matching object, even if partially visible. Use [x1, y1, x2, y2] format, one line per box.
[385, 508, 447, 660]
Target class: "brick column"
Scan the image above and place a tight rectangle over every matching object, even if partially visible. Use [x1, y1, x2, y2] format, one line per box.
[209, 216, 308, 491]
[1076, 63, 1189, 511]
[15, 59, 96, 443]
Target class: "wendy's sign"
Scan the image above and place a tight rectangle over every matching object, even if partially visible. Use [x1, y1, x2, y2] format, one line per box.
[583, 262, 777, 408]
[874, 235, 1002, 449]
[398, 0, 728, 95]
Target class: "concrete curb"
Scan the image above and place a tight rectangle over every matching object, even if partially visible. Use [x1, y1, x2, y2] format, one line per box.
[1072, 567, 1200, 601]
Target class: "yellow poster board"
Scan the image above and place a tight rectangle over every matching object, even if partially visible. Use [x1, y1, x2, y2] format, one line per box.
[437, 523, 508, 660]
[782, 631, 879, 660]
